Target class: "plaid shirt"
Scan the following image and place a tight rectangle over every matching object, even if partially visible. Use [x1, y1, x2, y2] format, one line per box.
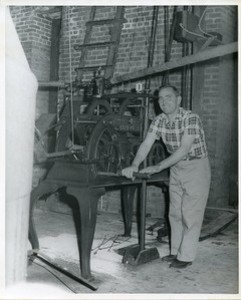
[148, 107, 208, 160]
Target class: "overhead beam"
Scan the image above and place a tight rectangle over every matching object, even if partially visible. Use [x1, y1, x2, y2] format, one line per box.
[38, 81, 66, 88]
[111, 42, 238, 85]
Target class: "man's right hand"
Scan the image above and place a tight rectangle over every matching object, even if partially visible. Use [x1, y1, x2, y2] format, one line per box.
[121, 165, 139, 179]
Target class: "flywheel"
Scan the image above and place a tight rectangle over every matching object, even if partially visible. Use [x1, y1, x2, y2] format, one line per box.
[147, 141, 167, 166]
[85, 116, 122, 177]
[118, 96, 144, 118]
[74, 98, 112, 146]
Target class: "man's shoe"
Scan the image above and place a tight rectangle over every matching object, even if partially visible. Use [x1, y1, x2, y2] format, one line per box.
[162, 254, 177, 262]
[170, 259, 192, 269]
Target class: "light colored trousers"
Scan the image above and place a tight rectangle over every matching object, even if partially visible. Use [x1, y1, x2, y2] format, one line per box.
[169, 157, 211, 262]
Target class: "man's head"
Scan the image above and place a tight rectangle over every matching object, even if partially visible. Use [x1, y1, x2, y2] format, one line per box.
[158, 85, 182, 117]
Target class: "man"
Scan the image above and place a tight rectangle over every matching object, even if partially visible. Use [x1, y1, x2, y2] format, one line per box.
[121, 85, 211, 269]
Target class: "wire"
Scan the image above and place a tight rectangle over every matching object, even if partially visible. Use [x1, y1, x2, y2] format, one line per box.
[198, 7, 216, 38]
[179, 23, 206, 39]
[67, 7, 75, 146]
[178, 7, 218, 41]
[92, 234, 131, 254]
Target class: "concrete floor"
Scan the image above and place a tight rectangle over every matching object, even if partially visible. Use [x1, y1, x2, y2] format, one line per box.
[20, 206, 239, 298]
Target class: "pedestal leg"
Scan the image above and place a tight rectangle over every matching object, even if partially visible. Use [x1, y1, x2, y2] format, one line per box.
[66, 186, 105, 280]
[28, 181, 58, 250]
[121, 186, 137, 236]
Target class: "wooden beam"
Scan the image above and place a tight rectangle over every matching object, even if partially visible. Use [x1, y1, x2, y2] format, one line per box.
[38, 81, 66, 88]
[111, 42, 238, 85]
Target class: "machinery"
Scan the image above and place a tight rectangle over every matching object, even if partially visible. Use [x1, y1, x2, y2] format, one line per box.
[34, 85, 167, 179]
[31, 80, 169, 288]
[31, 6, 170, 287]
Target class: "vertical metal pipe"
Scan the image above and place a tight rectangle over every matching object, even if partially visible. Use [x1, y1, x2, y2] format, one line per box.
[5, 7, 38, 286]
[145, 6, 159, 91]
[162, 6, 177, 85]
[141, 6, 159, 252]
[164, 6, 170, 63]
[139, 95, 149, 251]
[140, 179, 147, 251]
[181, 42, 189, 109]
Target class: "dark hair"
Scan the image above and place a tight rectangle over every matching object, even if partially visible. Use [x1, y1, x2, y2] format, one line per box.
[158, 85, 180, 96]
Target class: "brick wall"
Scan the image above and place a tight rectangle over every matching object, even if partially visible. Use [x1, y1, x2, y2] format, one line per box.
[191, 6, 238, 206]
[10, 5, 238, 213]
[212, 6, 237, 206]
[10, 6, 52, 119]
[59, 6, 183, 91]
[58, 5, 237, 210]
[10, 6, 33, 63]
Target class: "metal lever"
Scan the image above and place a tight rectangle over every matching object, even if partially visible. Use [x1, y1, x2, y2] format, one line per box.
[97, 171, 151, 179]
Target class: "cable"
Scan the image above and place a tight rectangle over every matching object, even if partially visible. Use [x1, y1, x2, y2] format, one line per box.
[92, 234, 131, 254]
[179, 7, 218, 41]
[179, 22, 206, 39]
[67, 7, 75, 146]
[198, 7, 216, 38]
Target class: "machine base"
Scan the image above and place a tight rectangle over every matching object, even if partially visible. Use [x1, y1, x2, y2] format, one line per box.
[120, 244, 160, 266]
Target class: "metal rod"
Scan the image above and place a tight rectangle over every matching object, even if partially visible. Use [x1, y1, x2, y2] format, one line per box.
[139, 92, 150, 251]
[112, 42, 238, 84]
[140, 179, 147, 250]
[75, 120, 97, 124]
[97, 171, 151, 179]
[147, 6, 159, 69]
[143, 95, 149, 169]
[164, 6, 169, 63]
[145, 6, 159, 91]
[162, 6, 178, 85]
[29, 254, 97, 291]
[46, 149, 82, 158]
[166, 6, 178, 62]
[38, 81, 66, 88]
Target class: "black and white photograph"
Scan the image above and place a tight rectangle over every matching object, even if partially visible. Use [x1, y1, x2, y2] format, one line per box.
[1, 1, 239, 299]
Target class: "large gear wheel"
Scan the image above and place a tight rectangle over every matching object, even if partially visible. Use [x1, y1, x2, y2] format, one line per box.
[74, 99, 112, 146]
[147, 141, 167, 166]
[85, 117, 122, 177]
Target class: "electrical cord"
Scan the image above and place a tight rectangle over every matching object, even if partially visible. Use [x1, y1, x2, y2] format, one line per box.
[92, 234, 131, 254]
[178, 7, 218, 41]
[179, 23, 206, 39]
[198, 7, 216, 38]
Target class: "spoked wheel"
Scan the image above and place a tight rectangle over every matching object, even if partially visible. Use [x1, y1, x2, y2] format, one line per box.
[86, 117, 122, 177]
[118, 96, 144, 118]
[86, 99, 112, 116]
[75, 99, 112, 147]
[147, 141, 166, 166]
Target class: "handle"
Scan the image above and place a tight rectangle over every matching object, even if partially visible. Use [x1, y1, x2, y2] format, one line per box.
[97, 171, 151, 180]
[132, 172, 151, 179]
